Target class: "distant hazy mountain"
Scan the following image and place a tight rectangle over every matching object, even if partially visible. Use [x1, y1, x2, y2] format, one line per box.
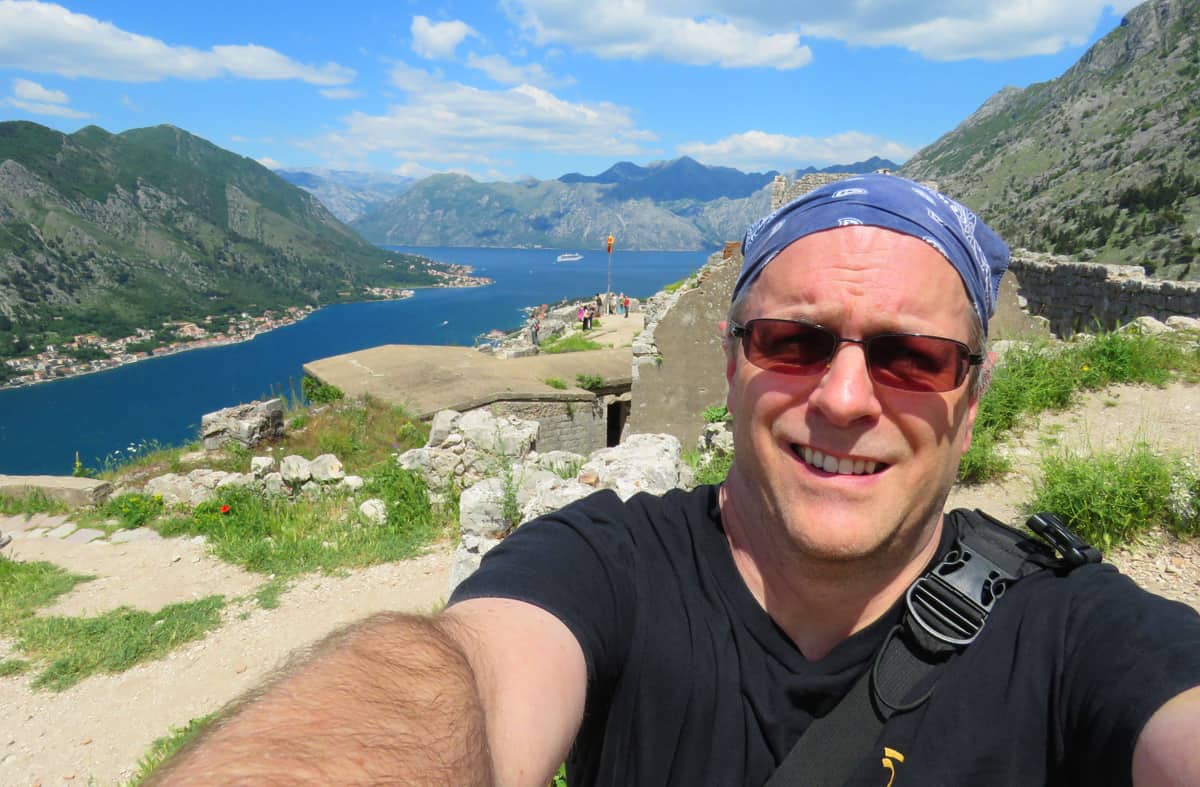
[353, 157, 897, 250]
[900, 0, 1199, 279]
[275, 168, 415, 223]
[0, 122, 444, 339]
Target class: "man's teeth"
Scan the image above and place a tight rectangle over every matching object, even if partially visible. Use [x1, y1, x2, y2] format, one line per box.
[799, 446, 878, 475]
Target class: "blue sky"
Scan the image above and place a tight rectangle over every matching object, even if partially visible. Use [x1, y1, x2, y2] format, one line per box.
[0, 0, 1137, 181]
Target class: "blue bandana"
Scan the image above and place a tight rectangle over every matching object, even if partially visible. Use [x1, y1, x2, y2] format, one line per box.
[734, 174, 1010, 335]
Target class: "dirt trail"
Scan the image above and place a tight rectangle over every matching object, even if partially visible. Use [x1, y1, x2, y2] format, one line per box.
[2, 382, 1199, 785]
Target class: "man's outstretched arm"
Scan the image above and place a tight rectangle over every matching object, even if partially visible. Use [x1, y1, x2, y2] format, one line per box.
[150, 600, 586, 786]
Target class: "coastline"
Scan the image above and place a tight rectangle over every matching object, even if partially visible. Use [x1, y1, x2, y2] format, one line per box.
[1, 275, 494, 392]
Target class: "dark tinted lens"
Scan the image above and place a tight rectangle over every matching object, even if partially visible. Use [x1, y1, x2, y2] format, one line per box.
[867, 334, 966, 392]
[744, 319, 835, 373]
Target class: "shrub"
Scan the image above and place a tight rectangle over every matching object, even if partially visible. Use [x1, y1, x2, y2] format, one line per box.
[301, 375, 344, 404]
[102, 493, 164, 529]
[575, 373, 603, 390]
[702, 405, 731, 423]
[1025, 445, 1197, 551]
[544, 377, 567, 390]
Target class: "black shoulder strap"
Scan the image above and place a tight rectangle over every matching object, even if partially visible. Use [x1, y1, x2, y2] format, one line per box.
[764, 510, 1100, 787]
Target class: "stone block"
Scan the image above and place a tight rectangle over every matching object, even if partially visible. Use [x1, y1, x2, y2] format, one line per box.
[200, 398, 285, 450]
[110, 527, 163, 544]
[47, 522, 78, 539]
[65, 527, 104, 545]
[0, 475, 113, 508]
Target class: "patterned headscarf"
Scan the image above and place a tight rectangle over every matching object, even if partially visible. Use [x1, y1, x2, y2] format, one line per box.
[734, 174, 1010, 335]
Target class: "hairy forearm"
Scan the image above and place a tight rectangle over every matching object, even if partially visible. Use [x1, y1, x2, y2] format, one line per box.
[150, 612, 493, 786]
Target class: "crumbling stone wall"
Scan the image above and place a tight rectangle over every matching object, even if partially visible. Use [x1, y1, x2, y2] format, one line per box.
[487, 397, 607, 455]
[1011, 252, 1200, 337]
[626, 249, 738, 452]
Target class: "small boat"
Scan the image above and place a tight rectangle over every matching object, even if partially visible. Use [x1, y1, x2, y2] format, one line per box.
[556, 252, 583, 263]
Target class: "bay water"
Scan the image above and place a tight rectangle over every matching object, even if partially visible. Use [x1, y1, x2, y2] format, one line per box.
[0, 247, 713, 475]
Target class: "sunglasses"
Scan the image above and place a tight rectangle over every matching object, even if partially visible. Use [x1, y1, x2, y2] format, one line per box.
[728, 318, 982, 393]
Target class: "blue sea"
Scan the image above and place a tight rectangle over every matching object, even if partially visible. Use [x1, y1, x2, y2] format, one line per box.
[0, 247, 714, 475]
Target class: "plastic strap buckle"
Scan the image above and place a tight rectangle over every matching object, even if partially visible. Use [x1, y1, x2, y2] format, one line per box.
[1025, 512, 1102, 568]
[905, 543, 1018, 647]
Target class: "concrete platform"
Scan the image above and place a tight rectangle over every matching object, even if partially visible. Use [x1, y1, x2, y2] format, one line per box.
[304, 344, 634, 418]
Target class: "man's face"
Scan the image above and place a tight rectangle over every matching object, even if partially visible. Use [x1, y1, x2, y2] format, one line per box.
[724, 225, 981, 566]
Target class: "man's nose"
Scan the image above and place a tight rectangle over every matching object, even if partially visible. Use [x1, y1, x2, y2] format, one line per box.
[806, 341, 883, 426]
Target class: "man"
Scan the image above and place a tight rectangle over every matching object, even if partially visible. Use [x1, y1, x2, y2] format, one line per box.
[156, 175, 1200, 786]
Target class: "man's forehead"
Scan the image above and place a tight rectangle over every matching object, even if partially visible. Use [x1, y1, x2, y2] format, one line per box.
[735, 174, 1008, 336]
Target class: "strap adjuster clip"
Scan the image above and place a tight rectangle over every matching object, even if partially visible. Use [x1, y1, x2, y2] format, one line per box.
[1025, 513, 1102, 568]
[905, 544, 1017, 647]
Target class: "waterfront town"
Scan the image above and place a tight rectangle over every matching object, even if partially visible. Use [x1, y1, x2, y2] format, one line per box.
[1, 264, 492, 389]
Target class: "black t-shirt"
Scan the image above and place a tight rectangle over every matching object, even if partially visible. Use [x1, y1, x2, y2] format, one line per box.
[449, 485, 1200, 786]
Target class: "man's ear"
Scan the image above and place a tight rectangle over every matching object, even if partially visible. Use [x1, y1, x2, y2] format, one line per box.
[960, 351, 995, 455]
[719, 320, 737, 383]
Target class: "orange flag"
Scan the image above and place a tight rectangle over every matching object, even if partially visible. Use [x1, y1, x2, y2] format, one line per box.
[606, 234, 614, 253]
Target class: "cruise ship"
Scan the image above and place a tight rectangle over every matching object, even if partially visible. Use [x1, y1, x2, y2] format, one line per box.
[555, 252, 583, 263]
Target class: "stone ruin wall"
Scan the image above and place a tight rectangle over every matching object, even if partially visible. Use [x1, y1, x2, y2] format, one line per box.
[486, 397, 608, 456]
[1009, 251, 1200, 337]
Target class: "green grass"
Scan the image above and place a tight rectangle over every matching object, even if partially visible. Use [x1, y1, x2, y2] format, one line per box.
[102, 492, 165, 529]
[154, 464, 446, 577]
[125, 714, 216, 786]
[574, 373, 603, 390]
[686, 450, 733, 487]
[1025, 446, 1199, 552]
[959, 329, 1200, 483]
[543, 377, 567, 389]
[0, 659, 30, 677]
[0, 490, 69, 517]
[255, 577, 288, 609]
[0, 555, 224, 691]
[17, 596, 225, 691]
[539, 334, 604, 354]
[0, 557, 92, 631]
[702, 405, 730, 423]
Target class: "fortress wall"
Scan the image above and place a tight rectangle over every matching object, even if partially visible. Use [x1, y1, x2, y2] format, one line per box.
[489, 398, 607, 455]
[1011, 252, 1200, 336]
[626, 249, 738, 453]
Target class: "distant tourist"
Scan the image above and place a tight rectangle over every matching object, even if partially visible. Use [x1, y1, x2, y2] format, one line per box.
[621, 293, 630, 318]
[529, 317, 540, 346]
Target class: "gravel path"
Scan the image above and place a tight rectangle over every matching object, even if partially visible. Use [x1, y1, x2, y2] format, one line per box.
[1, 382, 1197, 785]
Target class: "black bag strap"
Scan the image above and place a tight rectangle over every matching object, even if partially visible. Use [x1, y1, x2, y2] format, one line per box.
[764, 510, 1100, 787]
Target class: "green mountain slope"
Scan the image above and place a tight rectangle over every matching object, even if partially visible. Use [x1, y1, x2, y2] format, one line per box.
[0, 122, 445, 339]
[900, 0, 1200, 279]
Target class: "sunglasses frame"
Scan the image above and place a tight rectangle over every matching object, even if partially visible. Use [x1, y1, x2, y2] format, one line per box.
[728, 317, 984, 393]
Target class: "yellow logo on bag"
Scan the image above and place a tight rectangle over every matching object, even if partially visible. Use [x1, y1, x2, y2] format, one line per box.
[881, 747, 905, 786]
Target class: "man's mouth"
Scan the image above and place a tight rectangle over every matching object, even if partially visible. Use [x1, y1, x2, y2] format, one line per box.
[792, 444, 886, 476]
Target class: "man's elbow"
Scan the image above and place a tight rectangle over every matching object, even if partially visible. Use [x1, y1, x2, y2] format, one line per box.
[1131, 684, 1200, 787]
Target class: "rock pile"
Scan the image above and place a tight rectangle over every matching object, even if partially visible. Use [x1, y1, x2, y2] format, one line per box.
[398, 407, 695, 593]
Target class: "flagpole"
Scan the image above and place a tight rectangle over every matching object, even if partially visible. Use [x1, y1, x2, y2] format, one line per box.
[606, 234, 614, 314]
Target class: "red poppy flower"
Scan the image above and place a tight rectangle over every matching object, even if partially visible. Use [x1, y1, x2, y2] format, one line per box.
[220, 504, 231, 514]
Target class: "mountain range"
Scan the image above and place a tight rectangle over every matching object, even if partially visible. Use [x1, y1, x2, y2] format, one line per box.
[346, 156, 895, 250]
[900, 0, 1198, 279]
[0, 122, 446, 348]
[1, 0, 1195, 354]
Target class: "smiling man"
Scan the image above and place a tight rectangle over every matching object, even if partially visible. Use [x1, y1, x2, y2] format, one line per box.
[156, 175, 1200, 787]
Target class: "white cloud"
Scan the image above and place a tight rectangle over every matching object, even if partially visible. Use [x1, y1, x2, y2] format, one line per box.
[320, 87, 363, 100]
[12, 76, 66, 103]
[4, 98, 90, 117]
[120, 94, 141, 112]
[0, 0, 355, 83]
[464, 53, 569, 87]
[678, 130, 915, 172]
[391, 161, 437, 178]
[507, 0, 811, 69]
[506, 0, 1135, 63]
[301, 63, 655, 173]
[256, 156, 283, 169]
[4, 76, 89, 117]
[410, 15, 477, 60]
